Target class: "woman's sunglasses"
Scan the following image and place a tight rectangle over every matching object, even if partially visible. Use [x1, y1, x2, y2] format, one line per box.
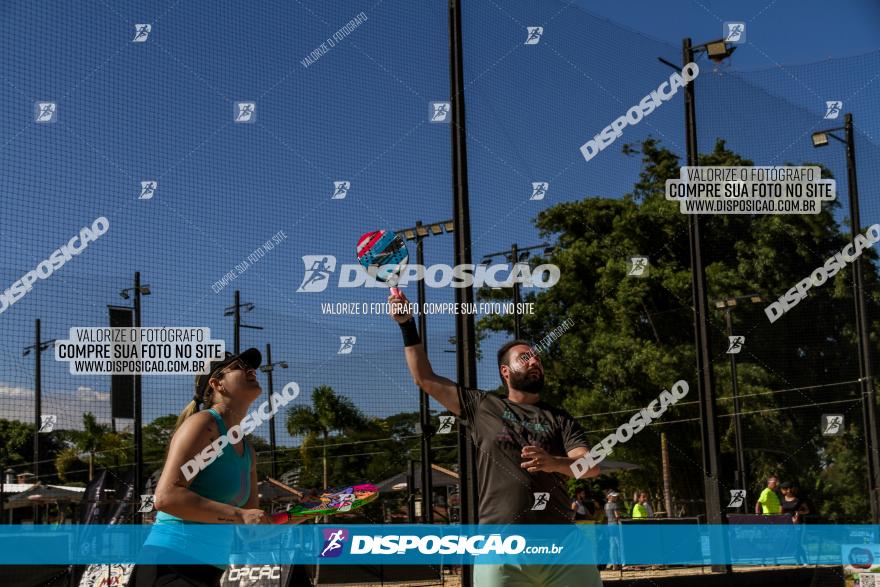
[213, 359, 254, 377]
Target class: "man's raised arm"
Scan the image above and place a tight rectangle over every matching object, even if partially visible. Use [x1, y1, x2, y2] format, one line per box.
[388, 291, 461, 416]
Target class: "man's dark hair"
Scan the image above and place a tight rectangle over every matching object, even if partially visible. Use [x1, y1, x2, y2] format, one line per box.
[497, 339, 533, 385]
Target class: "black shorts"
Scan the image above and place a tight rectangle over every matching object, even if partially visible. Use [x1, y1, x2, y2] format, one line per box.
[131, 546, 225, 587]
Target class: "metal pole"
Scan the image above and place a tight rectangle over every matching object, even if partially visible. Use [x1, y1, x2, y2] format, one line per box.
[725, 309, 746, 512]
[683, 38, 728, 573]
[845, 113, 880, 523]
[34, 319, 41, 482]
[450, 5, 478, 585]
[407, 459, 416, 524]
[415, 222, 434, 524]
[233, 290, 241, 355]
[450, 0, 479, 534]
[133, 272, 143, 524]
[511, 244, 522, 339]
[266, 344, 278, 480]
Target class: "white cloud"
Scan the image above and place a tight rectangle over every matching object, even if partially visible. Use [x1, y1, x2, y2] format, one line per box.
[0, 382, 112, 431]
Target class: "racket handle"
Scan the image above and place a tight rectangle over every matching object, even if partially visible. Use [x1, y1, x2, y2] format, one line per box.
[390, 287, 401, 297]
[270, 511, 290, 525]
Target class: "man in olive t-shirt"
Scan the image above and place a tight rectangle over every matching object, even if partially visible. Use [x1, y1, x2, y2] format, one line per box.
[389, 291, 602, 586]
[457, 384, 592, 524]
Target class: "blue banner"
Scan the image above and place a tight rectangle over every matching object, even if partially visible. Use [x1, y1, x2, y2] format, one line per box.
[0, 524, 876, 565]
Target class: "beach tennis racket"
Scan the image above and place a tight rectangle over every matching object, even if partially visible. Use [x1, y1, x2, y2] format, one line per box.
[270, 483, 379, 524]
[356, 230, 408, 297]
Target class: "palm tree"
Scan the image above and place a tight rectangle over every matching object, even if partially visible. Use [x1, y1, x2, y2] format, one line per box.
[55, 412, 122, 482]
[285, 386, 365, 490]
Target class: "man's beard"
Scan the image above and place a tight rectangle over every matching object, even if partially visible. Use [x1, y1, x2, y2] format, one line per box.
[509, 368, 544, 394]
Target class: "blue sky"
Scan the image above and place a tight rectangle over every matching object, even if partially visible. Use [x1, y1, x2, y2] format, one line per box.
[585, 0, 880, 69]
[0, 1, 878, 458]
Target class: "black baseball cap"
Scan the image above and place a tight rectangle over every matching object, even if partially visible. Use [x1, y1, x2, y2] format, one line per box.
[780, 481, 793, 489]
[194, 348, 262, 402]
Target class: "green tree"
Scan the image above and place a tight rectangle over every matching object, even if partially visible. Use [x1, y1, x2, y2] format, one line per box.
[0, 419, 38, 468]
[285, 386, 366, 489]
[55, 412, 125, 482]
[142, 414, 177, 475]
[476, 136, 879, 519]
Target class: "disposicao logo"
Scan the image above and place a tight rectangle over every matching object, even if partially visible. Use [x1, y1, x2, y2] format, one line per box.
[0, 217, 109, 315]
[297, 255, 560, 292]
[321, 529, 348, 558]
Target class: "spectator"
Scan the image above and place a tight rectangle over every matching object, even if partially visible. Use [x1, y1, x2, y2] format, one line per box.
[755, 475, 782, 515]
[631, 491, 652, 519]
[780, 482, 810, 565]
[780, 482, 809, 522]
[605, 491, 623, 570]
[572, 487, 601, 523]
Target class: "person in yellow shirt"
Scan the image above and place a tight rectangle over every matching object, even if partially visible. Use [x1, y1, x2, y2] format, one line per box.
[754, 475, 782, 514]
[631, 491, 651, 519]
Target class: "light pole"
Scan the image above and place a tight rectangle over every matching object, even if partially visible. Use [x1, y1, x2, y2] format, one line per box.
[659, 37, 736, 574]
[120, 273, 151, 522]
[480, 243, 553, 339]
[812, 113, 880, 523]
[224, 290, 263, 354]
[450, 6, 479, 583]
[397, 219, 454, 524]
[23, 319, 57, 485]
[259, 344, 288, 480]
[713, 294, 763, 511]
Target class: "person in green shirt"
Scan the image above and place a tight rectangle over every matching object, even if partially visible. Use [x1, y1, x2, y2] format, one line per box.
[631, 491, 651, 519]
[754, 475, 782, 514]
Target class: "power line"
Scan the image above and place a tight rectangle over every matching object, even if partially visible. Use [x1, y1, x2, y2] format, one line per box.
[578, 397, 862, 434]
[574, 379, 861, 420]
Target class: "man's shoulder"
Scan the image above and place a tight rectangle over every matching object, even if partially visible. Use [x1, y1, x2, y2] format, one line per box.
[535, 400, 579, 422]
[462, 386, 505, 402]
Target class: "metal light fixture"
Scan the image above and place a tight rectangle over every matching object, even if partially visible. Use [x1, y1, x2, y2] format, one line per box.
[224, 302, 254, 317]
[120, 285, 150, 300]
[811, 132, 830, 147]
[705, 39, 735, 61]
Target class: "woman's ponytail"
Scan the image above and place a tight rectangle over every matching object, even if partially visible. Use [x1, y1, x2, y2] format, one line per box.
[174, 398, 201, 431]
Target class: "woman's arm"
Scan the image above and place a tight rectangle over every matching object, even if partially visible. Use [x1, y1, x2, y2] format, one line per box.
[154, 412, 268, 524]
[243, 443, 260, 510]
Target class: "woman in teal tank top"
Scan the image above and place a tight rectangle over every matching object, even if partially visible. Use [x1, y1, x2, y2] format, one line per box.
[132, 348, 270, 587]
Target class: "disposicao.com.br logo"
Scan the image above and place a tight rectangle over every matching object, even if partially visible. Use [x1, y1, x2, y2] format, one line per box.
[297, 255, 559, 292]
[336, 533, 552, 556]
